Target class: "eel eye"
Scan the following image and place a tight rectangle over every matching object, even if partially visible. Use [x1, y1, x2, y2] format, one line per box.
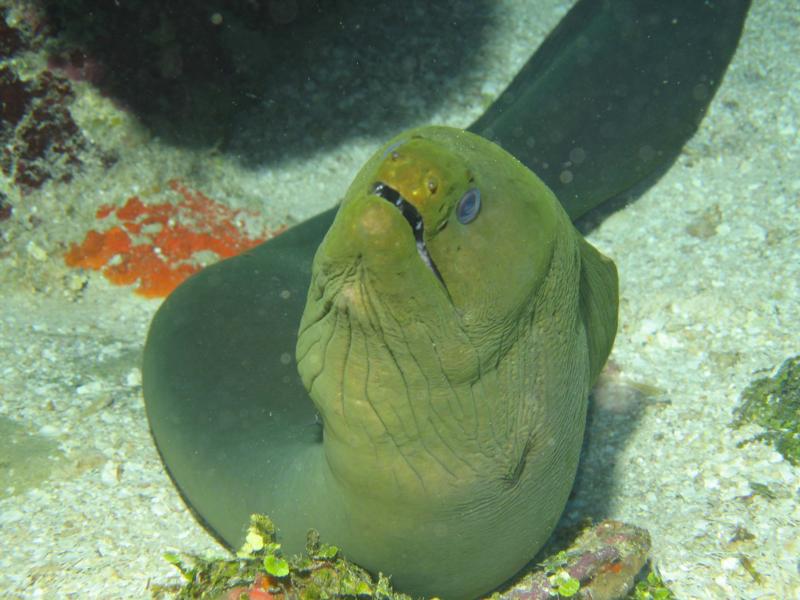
[456, 188, 481, 224]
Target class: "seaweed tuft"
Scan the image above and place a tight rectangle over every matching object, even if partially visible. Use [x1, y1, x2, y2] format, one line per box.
[733, 355, 800, 466]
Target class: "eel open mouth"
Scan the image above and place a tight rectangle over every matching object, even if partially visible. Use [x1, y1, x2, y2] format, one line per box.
[371, 182, 447, 290]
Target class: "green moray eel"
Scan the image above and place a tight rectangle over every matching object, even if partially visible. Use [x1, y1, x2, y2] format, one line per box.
[142, 1, 749, 598]
[146, 126, 617, 598]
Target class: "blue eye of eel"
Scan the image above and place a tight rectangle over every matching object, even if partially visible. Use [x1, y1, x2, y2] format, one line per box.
[456, 188, 481, 224]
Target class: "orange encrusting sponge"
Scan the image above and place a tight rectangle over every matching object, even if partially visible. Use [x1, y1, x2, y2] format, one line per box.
[65, 179, 285, 298]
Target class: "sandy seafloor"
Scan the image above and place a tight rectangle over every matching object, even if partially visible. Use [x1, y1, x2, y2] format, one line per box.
[1, 1, 798, 598]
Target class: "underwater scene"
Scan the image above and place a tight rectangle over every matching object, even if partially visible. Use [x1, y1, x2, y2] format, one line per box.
[0, 1, 798, 598]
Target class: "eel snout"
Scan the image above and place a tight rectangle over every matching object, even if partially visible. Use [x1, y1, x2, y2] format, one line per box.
[370, 181, 447, 289]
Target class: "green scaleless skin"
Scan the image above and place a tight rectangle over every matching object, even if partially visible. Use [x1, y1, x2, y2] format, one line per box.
[295, 128, 617, 597]
[144, 128, 617, 599]
[143, 1, 750, 598]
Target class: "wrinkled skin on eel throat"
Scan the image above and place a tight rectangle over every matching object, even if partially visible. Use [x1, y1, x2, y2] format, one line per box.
[294, 126, 618, 598]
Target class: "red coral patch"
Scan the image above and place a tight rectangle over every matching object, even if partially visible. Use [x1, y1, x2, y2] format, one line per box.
[65, 179, 285, 297]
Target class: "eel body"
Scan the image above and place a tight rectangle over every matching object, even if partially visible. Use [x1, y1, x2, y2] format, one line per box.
[145, 126, 618, 598]
[470, 0, 751, 219]
[142, 1, 749, 598]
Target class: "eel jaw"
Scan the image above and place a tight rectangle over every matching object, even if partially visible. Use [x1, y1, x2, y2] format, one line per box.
[371, 181, 448, 291]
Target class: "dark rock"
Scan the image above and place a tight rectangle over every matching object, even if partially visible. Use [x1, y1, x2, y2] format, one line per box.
[0, 13, 24, 57]
[0, 191, 12, 221]
[0, 65, 86, 191]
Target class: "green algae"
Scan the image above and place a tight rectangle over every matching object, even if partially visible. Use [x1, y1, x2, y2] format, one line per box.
[152, 514, 411, 600]
[733, 354, 800, 465]
[630, 569, 674, 600]
[153, 515, 660, 600]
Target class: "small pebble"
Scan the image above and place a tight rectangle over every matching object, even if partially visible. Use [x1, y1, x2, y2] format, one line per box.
[77, 380, 104, 395]
[26, 241, 47, 261]
[100, 461, 119, 485]
[125, 368, 142, 387]
[721, 556, 739, 571]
